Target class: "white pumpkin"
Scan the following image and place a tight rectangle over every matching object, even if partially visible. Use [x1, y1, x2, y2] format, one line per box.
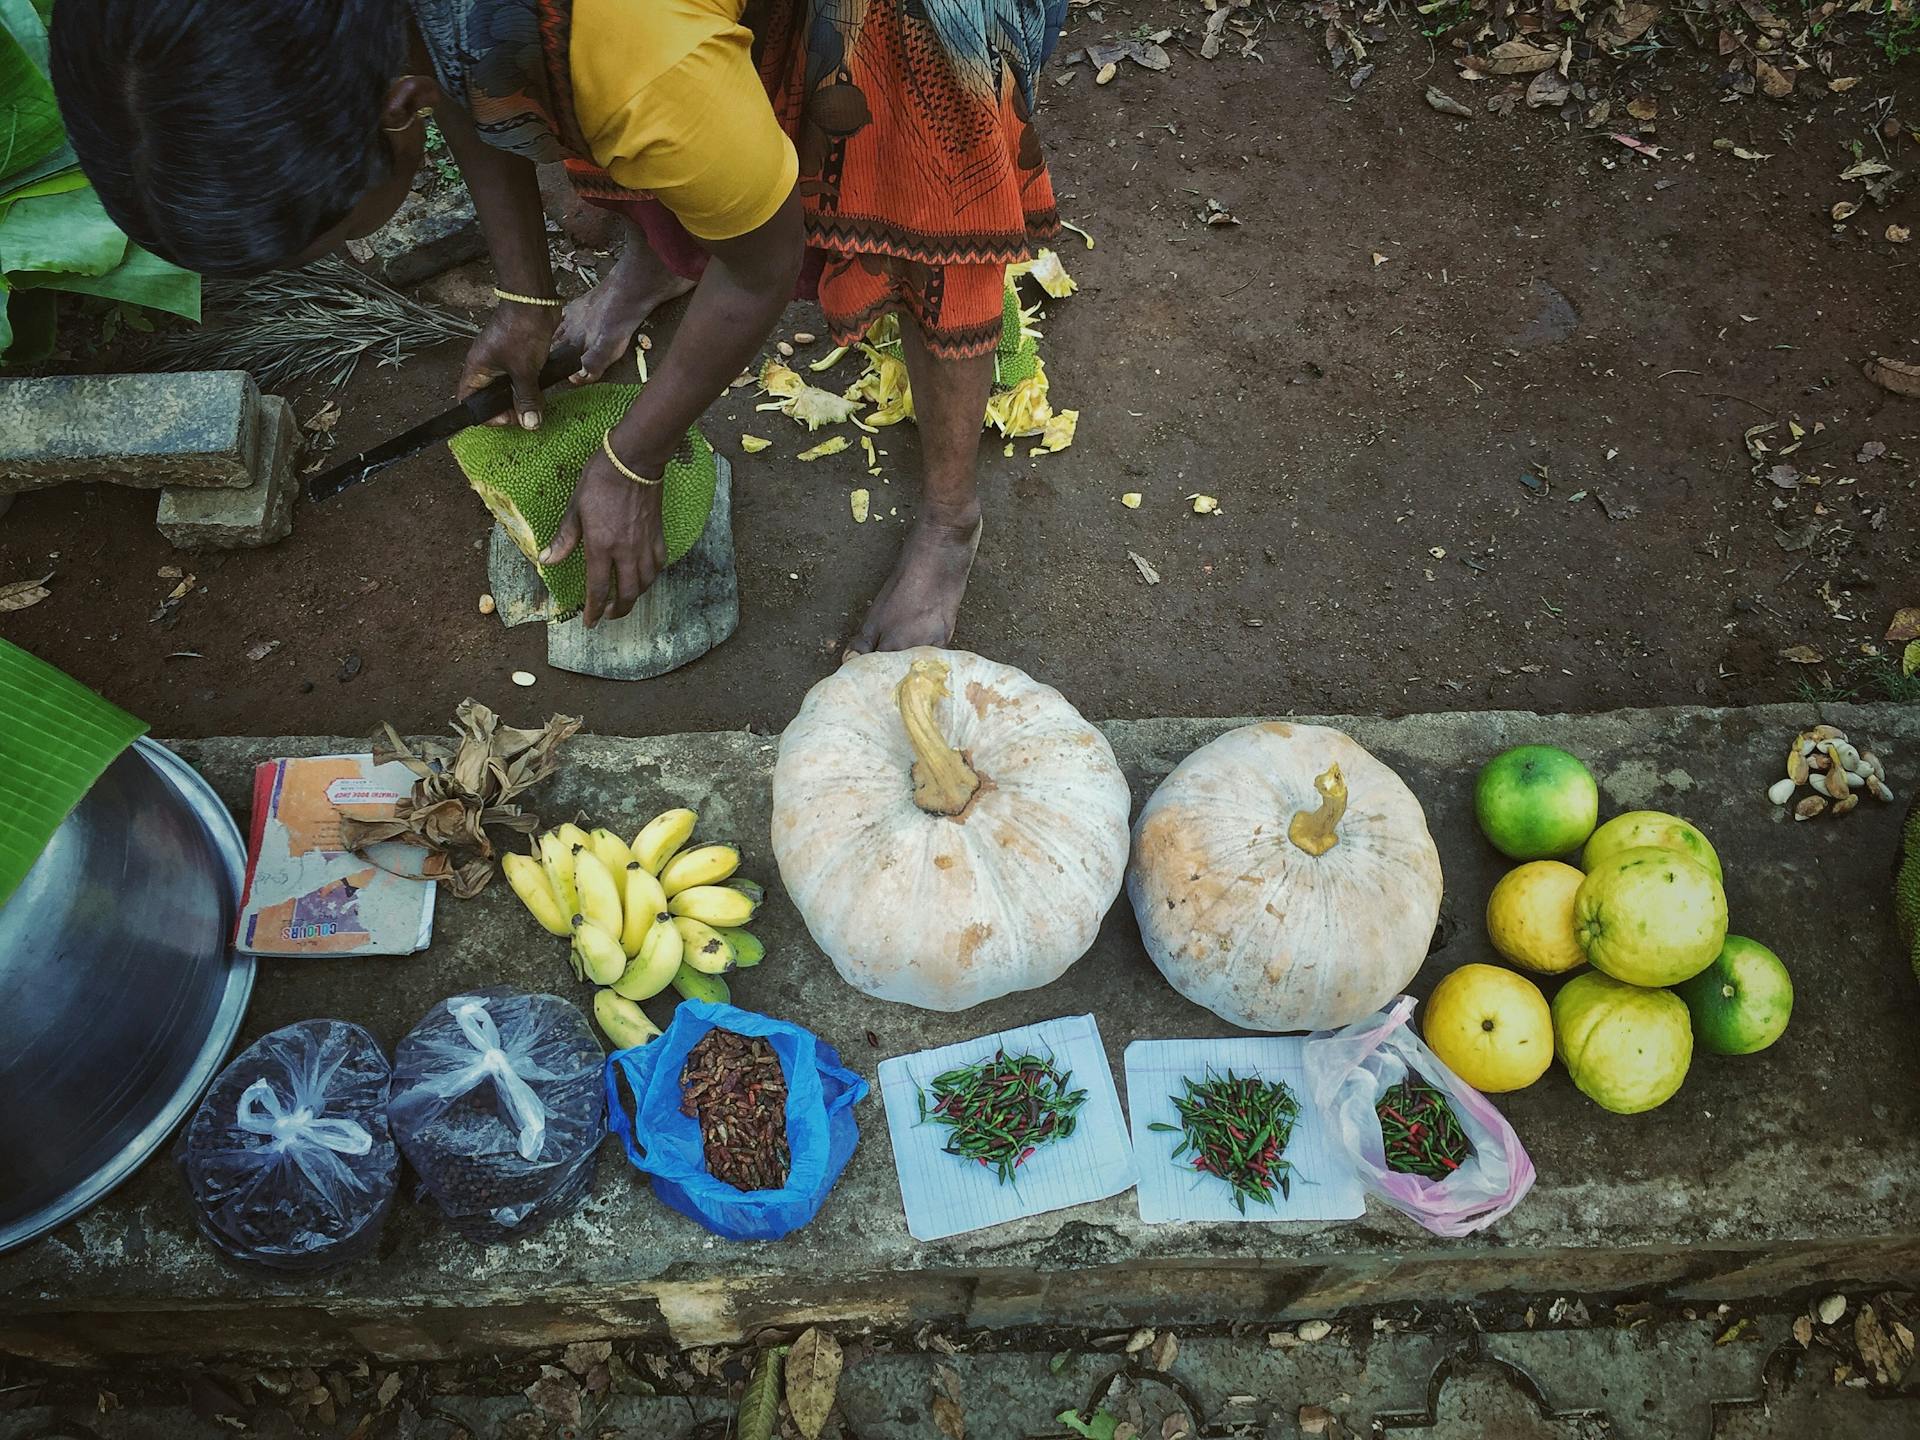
[1128, 723, 1443, 1031]
[772, 648, 1132, 1011]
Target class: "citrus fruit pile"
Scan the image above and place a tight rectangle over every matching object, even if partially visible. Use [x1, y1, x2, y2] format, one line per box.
[1421, 745, 1792, 1114]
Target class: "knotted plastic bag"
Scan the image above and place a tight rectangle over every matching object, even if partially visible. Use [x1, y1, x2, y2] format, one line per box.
[389, 988, 605, 1242]
[606, 1001, 867, 1242]
[1304, 996, 1534, 1237]
[178, 1020, 398, 1272]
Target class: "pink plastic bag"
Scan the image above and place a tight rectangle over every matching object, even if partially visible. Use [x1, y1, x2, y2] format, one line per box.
[1305, 997, 1534, 1237]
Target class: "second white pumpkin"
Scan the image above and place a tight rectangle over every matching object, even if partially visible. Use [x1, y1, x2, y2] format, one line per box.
[1128, 722, 1444, 1031]
[771, 649, 1132, 1011]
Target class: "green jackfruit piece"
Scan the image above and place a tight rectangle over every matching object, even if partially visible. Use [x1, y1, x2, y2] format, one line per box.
[1898, 792, 1920, 983]
[998, 284, 1025, 354]
[447, 384, 717, 620]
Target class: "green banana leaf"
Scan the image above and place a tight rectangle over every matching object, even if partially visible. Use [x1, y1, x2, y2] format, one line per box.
[0, 182, 126, 275]
[11, 239, 200, 319]
[0, 0, 60, 185]
[0, 162, 84, 206]
[0, 638, 149, 911]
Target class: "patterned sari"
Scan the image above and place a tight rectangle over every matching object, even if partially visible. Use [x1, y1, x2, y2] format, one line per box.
[409, 0, 1068, 356]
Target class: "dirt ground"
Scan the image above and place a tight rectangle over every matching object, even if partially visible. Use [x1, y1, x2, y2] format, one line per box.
[2, 4, 1916, 740]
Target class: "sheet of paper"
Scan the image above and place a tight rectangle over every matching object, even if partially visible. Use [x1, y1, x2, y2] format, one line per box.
[1125, 1036, 1367, 1225]
[878, 1014, 1136, 1243]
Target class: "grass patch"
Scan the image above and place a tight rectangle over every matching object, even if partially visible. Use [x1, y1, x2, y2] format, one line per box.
[1791, 657, 1920, 706]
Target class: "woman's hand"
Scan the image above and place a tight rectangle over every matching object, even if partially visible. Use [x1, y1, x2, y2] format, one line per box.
[539, 445, 667, 626]
[457, 302, 562, 428]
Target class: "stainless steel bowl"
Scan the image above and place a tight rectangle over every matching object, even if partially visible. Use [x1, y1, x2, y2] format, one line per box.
[0, 739, 253, 1253]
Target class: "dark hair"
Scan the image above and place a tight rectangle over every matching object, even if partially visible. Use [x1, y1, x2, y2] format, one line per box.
[49, 0, 407, 276]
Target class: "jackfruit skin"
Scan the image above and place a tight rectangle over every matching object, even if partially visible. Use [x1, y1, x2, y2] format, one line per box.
[447, 384, 716, 620]
[993, 284, 1040, 389]
[1898, 792, 1920, 982]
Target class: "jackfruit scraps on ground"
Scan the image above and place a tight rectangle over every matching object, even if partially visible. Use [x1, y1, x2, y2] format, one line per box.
[757, 251, 1079, 450]
[447, 384, 717, 621]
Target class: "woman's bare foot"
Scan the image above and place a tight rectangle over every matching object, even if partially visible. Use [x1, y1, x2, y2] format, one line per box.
[555, 224, 695, 381]
[845, 505, 983, 658]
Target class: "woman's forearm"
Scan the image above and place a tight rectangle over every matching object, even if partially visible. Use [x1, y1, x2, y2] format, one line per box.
[432, 105, 555, 297]
[608, 192, 805, 474]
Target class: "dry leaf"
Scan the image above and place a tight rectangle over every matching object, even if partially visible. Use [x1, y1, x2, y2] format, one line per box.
[1371, 251, 1389, 266]
[1627, 96, 1658, 120]
[1299, 1405, 1342, 1436]
[1865, 356, 1920, 398]
[1854, 1304, 1913, 1384]
[1832, 201, 1861, 221]
[1426, 86, 1473, 118]
[1463, 40, 1559, 75]
[1779, 644, 1824, 664]
[1129, 551, 1161, 585]
[1842, 159, 1894, 181]
[1125, 1328, 1155, 1354]
[1526, 68, 1571, 108]
[784, 1329, 843, 1440]
[523, 1369, 582, 1429]
[1755, 59, 1795, 98]
[932, 1393, 967, 1440]
[1768, 464, 1802, 489]
[1149, 1331, 1179, 1371]
[561, 1342, 611, 1377]
[0, 574, 53, 612]
[1794, 1316, 1815, 1348]
[244, 639, 282, 662]
[1829, 76, 1860, 92]
[1887, 608, 1920, 645]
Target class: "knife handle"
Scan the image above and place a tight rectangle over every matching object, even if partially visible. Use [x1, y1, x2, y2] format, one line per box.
[458, 346, 590, 426]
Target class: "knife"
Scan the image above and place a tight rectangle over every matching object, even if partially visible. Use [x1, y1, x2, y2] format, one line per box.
[306, 347, 586, 503]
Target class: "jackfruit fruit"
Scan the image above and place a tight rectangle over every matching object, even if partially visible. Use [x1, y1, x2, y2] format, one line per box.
[447, 383, 716, 621]
[1898, 793, 1920, 982]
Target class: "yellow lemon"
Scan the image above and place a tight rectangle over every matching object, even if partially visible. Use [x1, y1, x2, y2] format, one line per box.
[1485, 861, 1588, 975]
[1421, 963, 1554, 1093]
[1581, 810, 1723, 884]
[1552, 970, 1693, 1113]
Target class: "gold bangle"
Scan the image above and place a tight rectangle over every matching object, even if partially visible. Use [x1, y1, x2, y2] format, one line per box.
[602, 430, 661, 487]
[492, 286, 563, 308]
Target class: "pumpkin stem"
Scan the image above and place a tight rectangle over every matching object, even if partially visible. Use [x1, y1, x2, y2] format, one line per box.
[1287, 763, 1348, 856]
[897, 658, 981, 816]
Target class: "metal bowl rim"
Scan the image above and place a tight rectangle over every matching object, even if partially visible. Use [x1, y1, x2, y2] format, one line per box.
[0, 738, 256, 1255]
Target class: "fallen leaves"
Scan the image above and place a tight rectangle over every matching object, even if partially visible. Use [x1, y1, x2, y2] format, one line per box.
[1199, 198, 1240, 228]
[0, 573, 52, 612]
[1425, 86, 1473, 118]
[736, 1347, 784, 1440]
[1887, 608, 1920, 647]
[1864, 356, 1920, 399]
[931, 1361, 966, 1439]
[1128, 551, 1161, 585]
[1854, 1304, 1916, 1385]
[1461, 40, 1560, 76]
[784, 1328, 843, 1440]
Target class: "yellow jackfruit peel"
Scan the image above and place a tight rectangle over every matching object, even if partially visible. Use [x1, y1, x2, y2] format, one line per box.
[799, 435, 852, 461]
[1010, 248, 1077, 299]
[1036, 408, 1078, 453]
[985, 363, 1053, 438]
[739, 435, 772, 453]
[447, 383, 716, 621]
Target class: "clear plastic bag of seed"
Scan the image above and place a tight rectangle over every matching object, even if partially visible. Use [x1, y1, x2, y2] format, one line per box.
[388, 988, 606, 1243]
[605, 1000, 869, 1242]
[1303, 996, 1534, 1237]
[177, 1019, 399, 1273]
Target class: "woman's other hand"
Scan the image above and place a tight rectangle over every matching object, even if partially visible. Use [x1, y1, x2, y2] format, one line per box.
[538, 444, 667, 626]
[457, 301, 562, 428]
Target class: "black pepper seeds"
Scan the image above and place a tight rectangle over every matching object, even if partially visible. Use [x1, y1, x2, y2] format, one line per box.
[681, 1029, 790, 1192]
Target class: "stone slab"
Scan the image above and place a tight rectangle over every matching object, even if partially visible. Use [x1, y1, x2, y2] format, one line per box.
[346, 187, 485, 288]
[486, 457, 739, 679]
[155, 397, 298, 550]
[2, 702, 1916, 1364]
[0, 371, 260, 492]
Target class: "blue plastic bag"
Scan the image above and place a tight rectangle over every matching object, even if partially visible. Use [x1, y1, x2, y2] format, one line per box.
[605, 1001, 868, 1241]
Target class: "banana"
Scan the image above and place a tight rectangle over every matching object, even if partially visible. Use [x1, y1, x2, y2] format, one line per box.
[716, 928, 765, 968]
[554, 821, 592, 858]
[632, 807, 698, 875]
[671, 963, 731, 1006]
[587, 826, 635, 875]
[573, 919, 628, 985]
[659, 843, 740, 897]
[594, 989, 661, 1050]
[673, 915, 737, 974]
[613, 912, 682, 1000]
[726, 877, 766, 906]
[538, 830, 581, 918]
[502, 851, 571, 937]
[669, 883, 757, 929]
[573, 849, 625, 938]
[621, 863, 670, 957]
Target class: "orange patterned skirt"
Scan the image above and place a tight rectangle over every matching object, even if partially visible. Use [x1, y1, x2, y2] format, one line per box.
[570, 0, 1062, 358]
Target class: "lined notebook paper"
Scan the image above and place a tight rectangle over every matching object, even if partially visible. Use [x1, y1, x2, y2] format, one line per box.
[879, 1014, 1137, 1243]
[1125, 1037, 1367, 1225]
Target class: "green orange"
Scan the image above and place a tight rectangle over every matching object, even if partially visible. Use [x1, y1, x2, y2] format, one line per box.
[1473, 745, 1600, 860]
[1672, 936, 1792, 1055]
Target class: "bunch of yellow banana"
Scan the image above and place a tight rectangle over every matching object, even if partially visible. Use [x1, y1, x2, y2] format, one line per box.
[499, 808, 770, 1050]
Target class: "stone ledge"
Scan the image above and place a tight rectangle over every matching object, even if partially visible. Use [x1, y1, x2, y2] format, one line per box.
[155, 396, 298, 550]
[0, 372, 260, 492]
[3, 702, 1914, 1364]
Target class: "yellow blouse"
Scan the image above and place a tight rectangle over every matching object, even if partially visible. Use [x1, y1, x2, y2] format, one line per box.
[570, 0, 798, 241]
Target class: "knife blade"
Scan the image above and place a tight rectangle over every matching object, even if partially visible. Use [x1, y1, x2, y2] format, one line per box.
[306, 347, 586, 503]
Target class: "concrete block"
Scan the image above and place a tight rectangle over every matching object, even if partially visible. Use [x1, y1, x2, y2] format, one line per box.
[0, 371, 260, 492]
[155, 396, 297, 550]
[347, 186, 484, 286]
